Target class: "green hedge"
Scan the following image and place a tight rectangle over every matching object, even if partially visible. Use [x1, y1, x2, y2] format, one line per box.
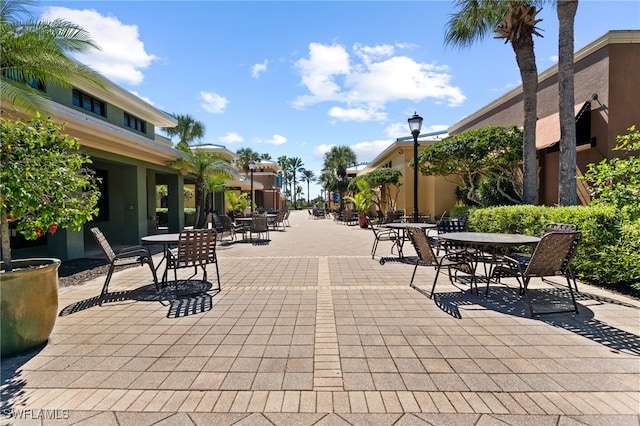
[462, 205, 640, 288]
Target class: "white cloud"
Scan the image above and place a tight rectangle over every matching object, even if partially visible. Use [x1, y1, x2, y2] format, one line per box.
[292, 43, 350, 108]
[313, 144, 334, 159]
[200, 91, 228, 114]
[252, 60, 268, 78]
[264, 134, 287, 145]
[351, 140, 394, 163]
[549, 55, 559, 63]
[293, 42, 466, 120]
[218, 132, 243, 144]
[41, 7, 158, 85]
[328, 106, 387, 122]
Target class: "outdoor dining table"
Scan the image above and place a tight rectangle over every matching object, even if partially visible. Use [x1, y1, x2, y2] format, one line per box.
[437, 231, 541, 282]
[380, 222, 437, 264]
[141, 233, 180, 284]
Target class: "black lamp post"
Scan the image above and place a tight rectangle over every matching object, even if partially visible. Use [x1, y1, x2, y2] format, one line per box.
[248, 160, 256, 214]
[408, 112, 423, 223]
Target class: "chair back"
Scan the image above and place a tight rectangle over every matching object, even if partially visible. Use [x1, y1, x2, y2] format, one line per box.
[174, 229, 217, 269]
[525, 231, 581, 277]
[407, 227, 439, 266]
[250, 215, 269, 232]
[219, 215, 234, 231]
[436, 219, 467, 253]
[91, 227, 117, 263]
[544, 223, 577, 233]
[436, 219, 466, 234]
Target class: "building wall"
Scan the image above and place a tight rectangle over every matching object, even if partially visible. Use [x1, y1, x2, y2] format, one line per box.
[449, 32, 639, 206]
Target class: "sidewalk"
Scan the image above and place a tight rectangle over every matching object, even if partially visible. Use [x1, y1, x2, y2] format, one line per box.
[2, 210, 639, 425]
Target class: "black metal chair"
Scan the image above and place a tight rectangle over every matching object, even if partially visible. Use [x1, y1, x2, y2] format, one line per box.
[407, 227, 476, 298]
[250, 215, 270, 241]
[370, 225, 400, 259]
[543, 223, 579, 291]
[490, 231, 582, 316]
[164, 228, 220, 296]
[90, 227, 158, 305]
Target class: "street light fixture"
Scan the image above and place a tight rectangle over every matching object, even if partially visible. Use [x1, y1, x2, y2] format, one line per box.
[408, 112, 423, 223]
[248, 160, 256, 214]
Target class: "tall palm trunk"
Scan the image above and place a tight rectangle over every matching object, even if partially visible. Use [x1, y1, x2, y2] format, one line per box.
[512, 36, 539, 205]
[558, 0, 579, 206]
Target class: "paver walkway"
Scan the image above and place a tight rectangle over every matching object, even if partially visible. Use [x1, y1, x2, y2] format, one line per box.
[2, 210, 639, 425]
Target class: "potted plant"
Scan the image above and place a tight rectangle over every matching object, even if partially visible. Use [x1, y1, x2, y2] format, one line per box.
[225, 190, 250, 219]
[0, 115, 101, 357]
[346, 179, 374, 228]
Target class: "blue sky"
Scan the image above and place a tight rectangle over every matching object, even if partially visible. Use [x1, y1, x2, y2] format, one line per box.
[36, 0, 639, 199]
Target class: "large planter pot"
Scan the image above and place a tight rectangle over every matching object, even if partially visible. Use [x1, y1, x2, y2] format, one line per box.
[358, 213, 369, 228]
[1, 258, 60, 357]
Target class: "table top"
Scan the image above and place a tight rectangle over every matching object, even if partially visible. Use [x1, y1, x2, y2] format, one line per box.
[141, 233, 181, 245]
[383, 222, 436, 230]
[438, 232, 540, 246]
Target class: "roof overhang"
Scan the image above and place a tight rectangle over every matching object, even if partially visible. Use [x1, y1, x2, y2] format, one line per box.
[226, 179, 264, 190]
[7, 98, 184, 166]
[536, 100, 593, 150]
[73, 80, 177, 127]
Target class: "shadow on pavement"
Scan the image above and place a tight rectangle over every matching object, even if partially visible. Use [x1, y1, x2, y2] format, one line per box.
[58, 281, 219, 318]
[413, 286, 640, 356]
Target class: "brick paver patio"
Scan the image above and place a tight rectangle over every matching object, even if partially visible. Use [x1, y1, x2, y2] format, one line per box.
[2, 210, 639, 425]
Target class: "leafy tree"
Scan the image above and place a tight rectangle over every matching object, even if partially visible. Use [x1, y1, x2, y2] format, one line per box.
[163, 113, 205, 152]
[289, 157, 304, 208]
[171, 150, 233, 228]
[557, 0, 579, 205]
[445, 0, 543, 205]
[350, 168, 403, 213]
[300, 168, 316, 206]
[1, 115, 101, 271]
[580, 126, 640, 215]
[1, 0, 107, 113]
[236, 147, 261, 173]
[418, 126, 524, 206]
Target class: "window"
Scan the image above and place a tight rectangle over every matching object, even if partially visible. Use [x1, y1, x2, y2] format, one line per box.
[124, 113, 146, 133]
[72, 89, 106, 117]
[2, 69, 45, 91]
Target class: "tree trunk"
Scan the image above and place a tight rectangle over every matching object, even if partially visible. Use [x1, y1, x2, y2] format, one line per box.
[1, 208, 13, 272]
[558, 0, 579, 206]
[512, 35, 539, 205]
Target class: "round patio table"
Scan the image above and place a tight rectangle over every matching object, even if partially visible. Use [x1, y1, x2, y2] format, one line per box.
[141, 233, 181, 281]
[438, 232, 541, 284]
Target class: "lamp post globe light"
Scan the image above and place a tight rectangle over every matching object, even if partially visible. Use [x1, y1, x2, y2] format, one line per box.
[408, 112, 423, 223]
[248, 160, 256, 214]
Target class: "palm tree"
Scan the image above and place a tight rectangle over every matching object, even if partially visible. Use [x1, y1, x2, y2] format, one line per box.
[260, 152, 272, 161]
[1, 0, 108, 114]
[277, 155, 290, 207]
[323, 146, 357, 210]
[557, 0, 579, 206]
[236, 147, 261, 173]
[300, 169, 316, 206]
[171, 150, 233, 228]
[323, 146, 357, 179]
[163, 113, 205, 152]
[289, 157, 304, 209]
[445, 0, 543, 205]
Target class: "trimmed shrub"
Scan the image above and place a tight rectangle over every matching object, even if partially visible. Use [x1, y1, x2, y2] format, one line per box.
[465, 205, 639, 288]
